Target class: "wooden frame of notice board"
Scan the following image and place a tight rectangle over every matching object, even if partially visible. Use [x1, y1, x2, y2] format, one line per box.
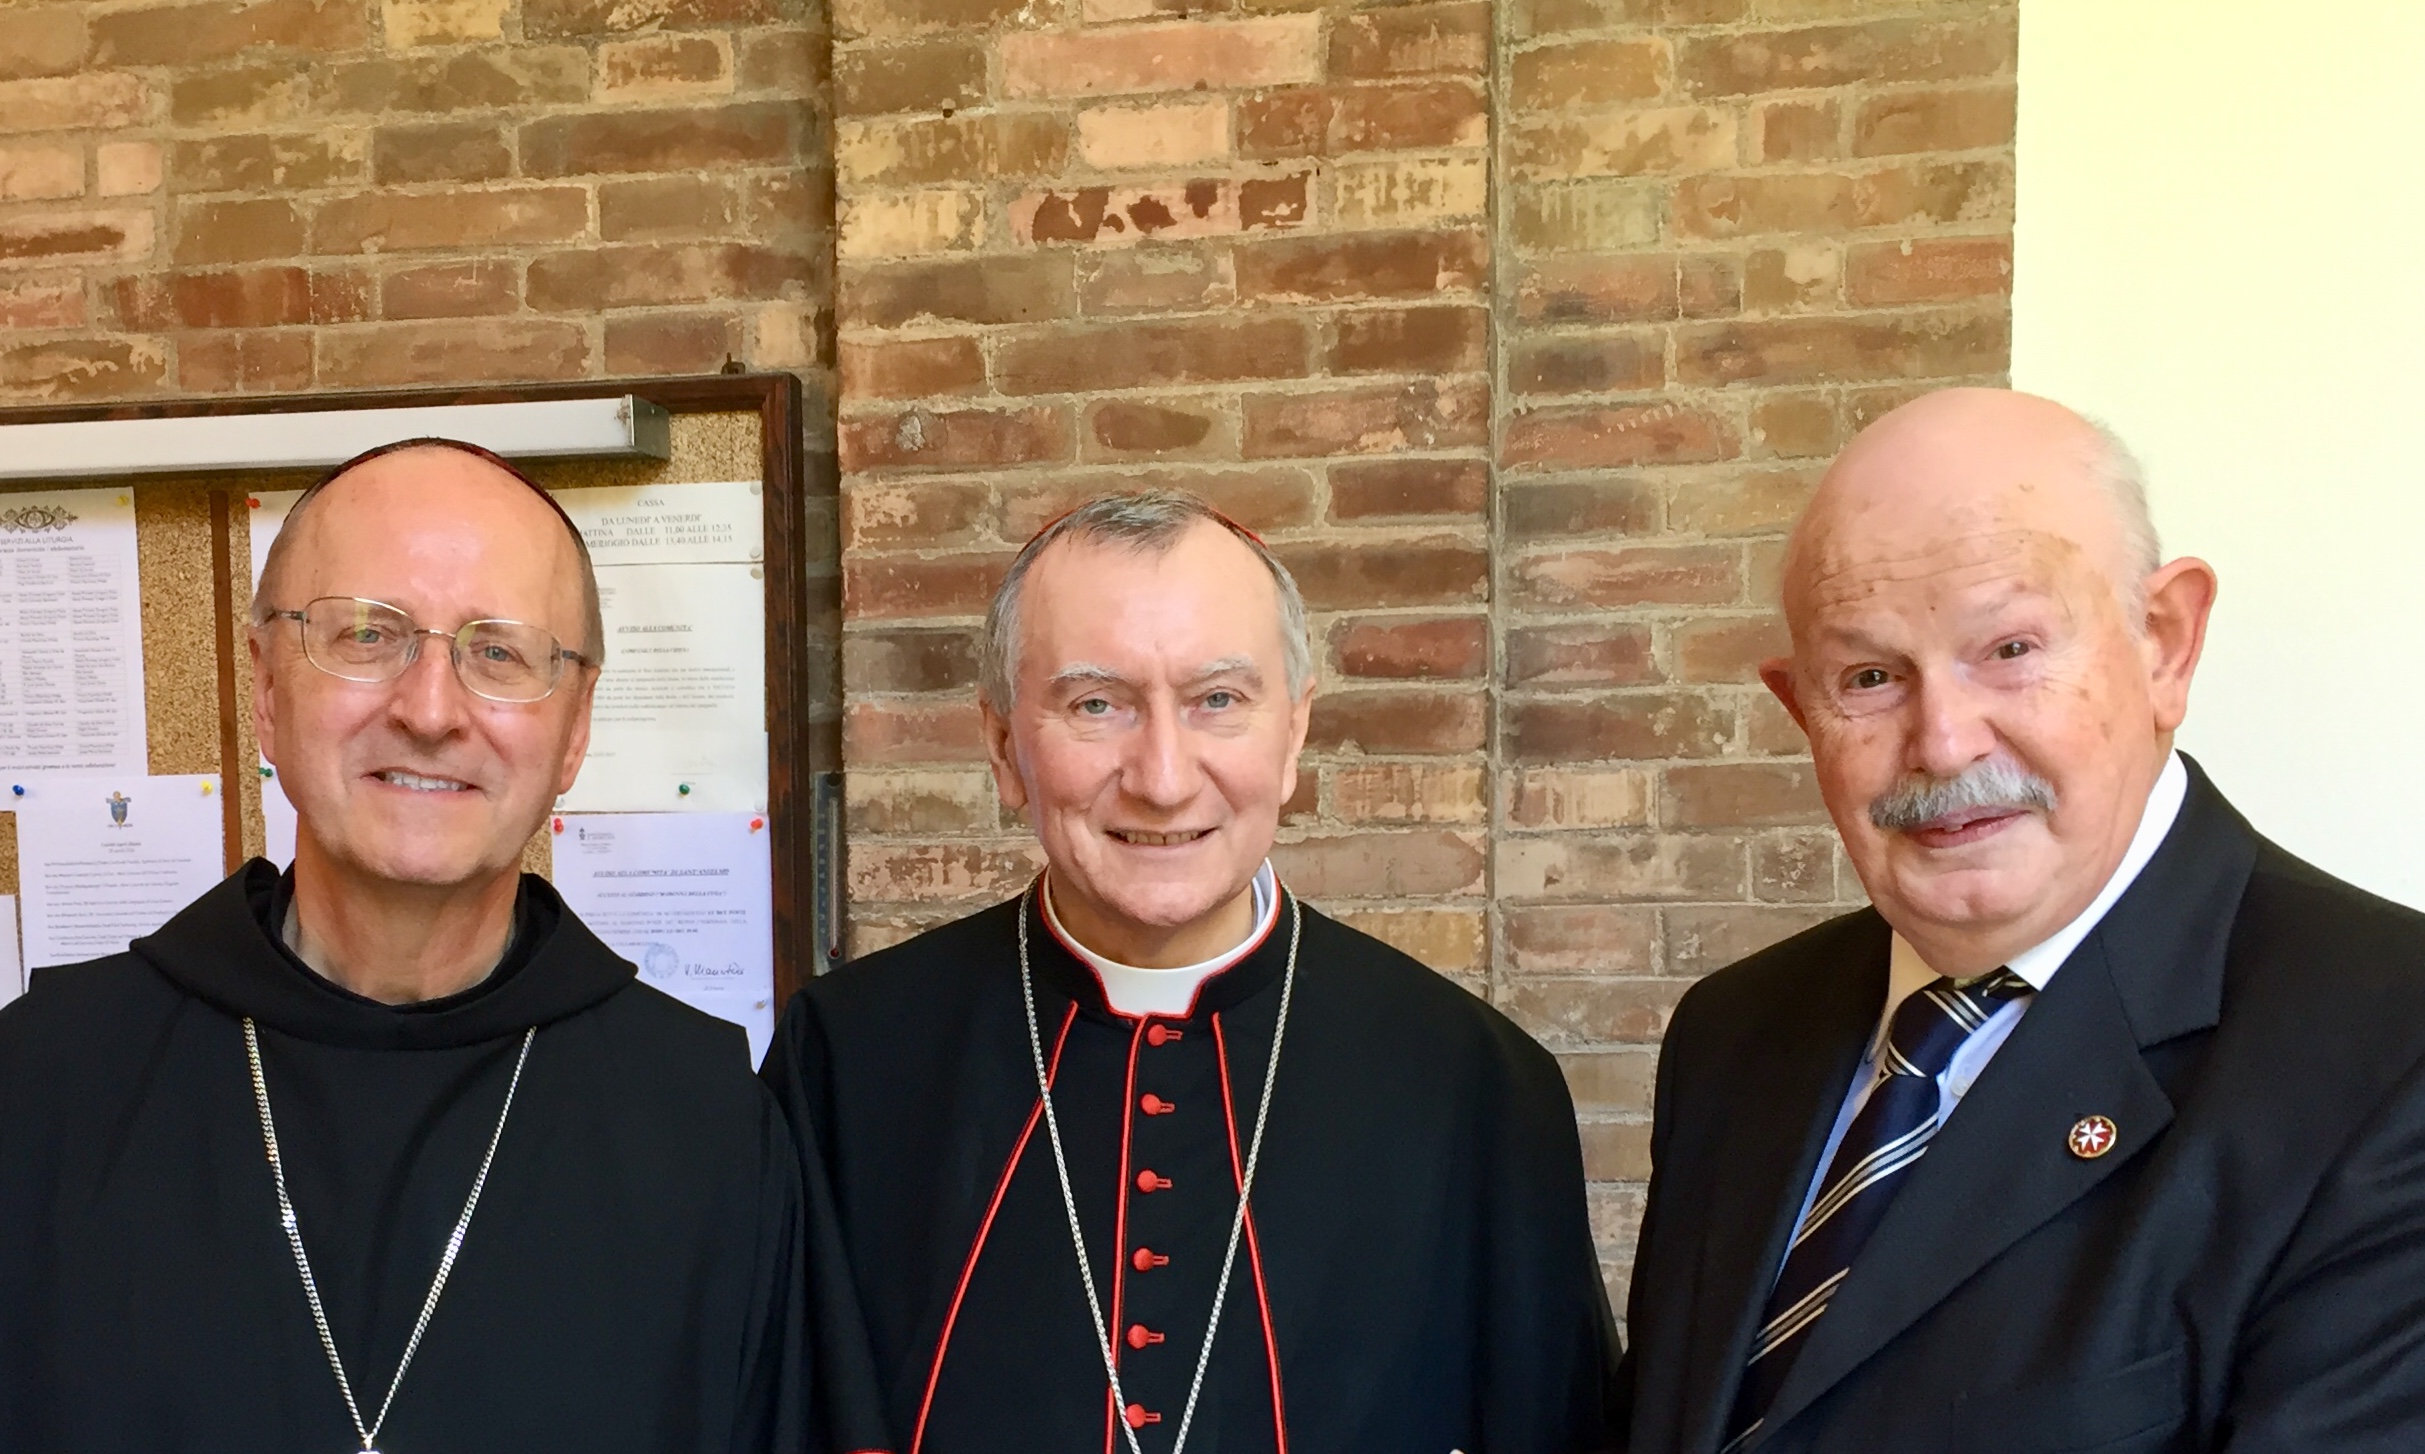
[0, 374, 838, 1014]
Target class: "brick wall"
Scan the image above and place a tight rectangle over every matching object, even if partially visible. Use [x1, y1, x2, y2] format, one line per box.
[835, 0, 2016, 1297]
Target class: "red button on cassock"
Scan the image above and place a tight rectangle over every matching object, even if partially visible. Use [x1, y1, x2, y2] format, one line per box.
[1125, 1404, 1162, 1429]
[1136, 1169, 1172, 1193]
[1140, 1093, 1173, 1115]
[1126, 1324, 1165, 1350]
[1146, 1025, 1184, 1047]
[1132, 1247, 1169, 1272]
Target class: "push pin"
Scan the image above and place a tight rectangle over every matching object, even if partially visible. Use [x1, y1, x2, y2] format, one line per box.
[552, 816, 565, 834]
[677, 782, 692, 797]
[260, 765, 274, 779]
[200, 781, 214, 796]
[748, 816, 765, 832]
[9, 784, 22, 797]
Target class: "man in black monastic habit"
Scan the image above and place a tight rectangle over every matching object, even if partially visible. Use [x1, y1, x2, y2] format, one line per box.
[0, 440, 802, 1452]
[766, 492, 1620, 1454]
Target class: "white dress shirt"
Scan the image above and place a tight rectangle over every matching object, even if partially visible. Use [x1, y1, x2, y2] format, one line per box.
[1041, 860, 1280, 1018]
[1787, 752, 2191, 1233]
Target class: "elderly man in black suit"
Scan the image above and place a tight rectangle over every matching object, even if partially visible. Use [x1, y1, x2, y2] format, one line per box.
[1618, 387, 2425, 1454]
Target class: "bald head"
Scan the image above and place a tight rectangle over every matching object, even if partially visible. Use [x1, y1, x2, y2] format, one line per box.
[1784, 388, 2156, 627]
[256, 440, 603, 664]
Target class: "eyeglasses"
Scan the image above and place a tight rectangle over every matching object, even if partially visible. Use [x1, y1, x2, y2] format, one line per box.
[266, 596, 591, 704]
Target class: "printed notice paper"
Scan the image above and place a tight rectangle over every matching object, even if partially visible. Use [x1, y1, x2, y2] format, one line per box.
[550, 811, 774, 1065]
[17, 774, 225, 968]
[551, 481, 764, 567]
[0, 488, 150, 775]
[559, 563, 767, 814]
[0, 895, 20, 1010]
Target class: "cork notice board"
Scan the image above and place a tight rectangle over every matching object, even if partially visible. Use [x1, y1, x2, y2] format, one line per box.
[0, 375, 827, 1009]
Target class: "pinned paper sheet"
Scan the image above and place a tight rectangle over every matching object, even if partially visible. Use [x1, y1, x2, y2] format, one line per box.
[15, 774, 226, 968]
[560, 563, 767, 814]
[0, 895, 21, 1011]
[549, 811, 775, 1065]
[0, 487, 151, 775]
[259, 760, 298, 867]
[551, 480, 764, 566]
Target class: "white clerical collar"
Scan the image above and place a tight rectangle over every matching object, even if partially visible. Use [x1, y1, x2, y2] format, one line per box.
[1042, 862, 1280, 1018]
[1888, 750, 2190, 1001]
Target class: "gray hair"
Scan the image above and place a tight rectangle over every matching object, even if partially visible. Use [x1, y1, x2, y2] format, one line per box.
[980, 489, 1313, 711]
[2085, 416, 2162, 596]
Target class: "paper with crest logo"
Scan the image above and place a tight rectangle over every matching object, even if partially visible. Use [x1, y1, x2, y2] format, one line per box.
[15, 774, 225, 969]
[0, 488, 149, 775]
[548, 810, 775, 1065]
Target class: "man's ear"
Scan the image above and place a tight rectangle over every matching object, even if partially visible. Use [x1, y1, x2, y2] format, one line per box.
[980, 697, 1029, 814]
[1759, 657, 1810, 733]
[1280, 676, 1316, 805]
[2140, 557, 2218, 735]
[249, 627, 279, 767]
[553, 665, 599, 799]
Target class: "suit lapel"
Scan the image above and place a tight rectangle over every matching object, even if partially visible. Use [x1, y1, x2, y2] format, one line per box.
[1748, 758, 2259, 1446]
[1675, 913, 1890, 1454]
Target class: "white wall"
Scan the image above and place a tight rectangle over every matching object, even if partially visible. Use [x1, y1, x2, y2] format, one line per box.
[2013, 0, 2425, 908]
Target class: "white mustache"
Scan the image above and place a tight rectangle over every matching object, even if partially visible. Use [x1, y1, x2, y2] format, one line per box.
[1869, 757, 2057, 831]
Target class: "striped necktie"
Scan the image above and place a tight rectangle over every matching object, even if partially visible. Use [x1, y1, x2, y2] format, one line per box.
[1725, 969, 2032, 1450]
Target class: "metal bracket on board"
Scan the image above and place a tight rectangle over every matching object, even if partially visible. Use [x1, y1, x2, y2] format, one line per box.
[809, 771, 845, 973]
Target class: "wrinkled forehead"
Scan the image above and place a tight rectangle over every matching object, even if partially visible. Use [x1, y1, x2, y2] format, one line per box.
[1791, 523, 2109, 636]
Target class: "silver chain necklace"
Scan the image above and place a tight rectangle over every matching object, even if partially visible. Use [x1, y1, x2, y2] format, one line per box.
[1018, 880, 1300, 1454]
[243, 1017, 535, 1454]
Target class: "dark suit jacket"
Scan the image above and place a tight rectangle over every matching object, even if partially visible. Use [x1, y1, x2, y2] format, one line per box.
[1619, 759, 2425, 1454]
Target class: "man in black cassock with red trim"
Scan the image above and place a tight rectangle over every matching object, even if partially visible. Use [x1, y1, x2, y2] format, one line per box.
[766, 491, 1620, 1454]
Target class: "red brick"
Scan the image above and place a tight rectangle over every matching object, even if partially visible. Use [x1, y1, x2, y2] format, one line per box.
[847, 840, 1043, 899]
[326, 49, 590, 114]
[1330, 2, 1488, 79]
[1510, 37, 1667, 110]
[1269, 829, 1485, 898]
[1329, 306, 1486, 376]
[996, 467, 1317, 539]
[1665, 904, 1833, 975]
[1754, 832, 1837, 903]
[521, 101, 800, 176]
[1513, 543, 1740, 609]
[845, 768, 996, 836]
[832, 0, 1025, 41]
[1501, 979, 1685, 1046]
[1756, 98, 1839, 162]
[1749, 393, 1839, 458]
[840, 335, 986, 400]
[1669, 467, 1819, 536]
[313, 187, 586, 255]
[994, 316, 1307, 395]
[1508, 334, 1664, 397]
[1853, 84, 2014, 157]
[524, 0, 778, 37]
[307, 267, 373, 324]
[1076, 245, 1229, 314]
[172, 133, 365, 193]
[112, 267, 313, 329]
[836, 39, 986, 117]
[177, 328, 310, 393]
[0, 10, 88, 81]
[1001, 16, 1321, 99]
[600, 33, 733, 96]
[1331, 762, 1486, 825]
[841, 253, 1074, 328]
[1277, 537, 1486, 609]
[1497, 833, 1747, 902]
[0, 148, 86, 206]
[378, 260, 519, 319]
[1509, 907, 1658, 976]
[527, 244, 808, 309]
[1333, 907, 1484, 973]
[1328, 458, 1488, 520]
[1845, 237, 2012, 305]
[1743, 244, 1837, 312]
[318, 319, 589, 386]
[1505, 623, 1659, 688]
[1677, 19, 2014, 98]
[1308, 688, 1487, 753]
[845, 550, 1018, 620]
[1748, 691, 1805, 756]
[1516, 256, 1678, 325]
[0, 73, 150, 134]
[835, 114, 1069, 187]
[0, 277, 83, 330]
[1851, 160, 2012, 229]
[843, 625, 980, 694]
[736, 29, 822, 90]
[0, 337, 167, 399]
[1675, 309, 2008, 387]
[1012, 178, 1266, 248]
[1236, 231, 1486, 303]
[1238, 81, 1487, 158]
[606, 311, 740, 374]
[1506, 767, 1651, 830]
[1681, 254, 1742, 317]
[0, 210, 154, 268]
[1662, 762, 1826, 827]
[1502, 403, 1736, 470]
[839, 405, 1071, 473]
[844, 480, 989, 551]
[601, 176, 739, 241]
[371, 122, 512, 185]
[1243, 380, 1488, 458]
[1670, 172, 1854, 238]
[91, 0, 371, 67]
[1086, 399, 1223, 457]
[1502, 479, 1655, 540]
[1510, 694, 1733, 763]
[1331, 617, 1487, 679]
